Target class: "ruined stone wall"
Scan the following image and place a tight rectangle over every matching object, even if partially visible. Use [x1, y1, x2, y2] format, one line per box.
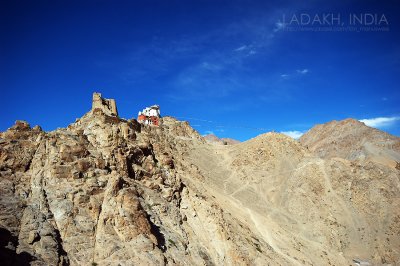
[92, 92, 118, 116]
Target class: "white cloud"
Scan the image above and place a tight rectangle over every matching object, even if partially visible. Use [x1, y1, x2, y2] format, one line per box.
[281, 131, 304, 139]
[359, 116, 400, 128]
[165, 16, 290, 101]
[296, 69, 309, 74]
[281, 69, 309, 79]
[234, 45, 248, 52]
[234, 44, 257, 56]
[203, 130, 215, 136]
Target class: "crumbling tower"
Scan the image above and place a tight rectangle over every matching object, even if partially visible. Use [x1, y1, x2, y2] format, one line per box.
[92, 92, 118, 116]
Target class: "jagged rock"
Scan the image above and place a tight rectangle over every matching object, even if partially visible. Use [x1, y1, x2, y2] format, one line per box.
[27, 231, 39, 244]
[10, 120, 31, 131]
[1, 101, 399, 265]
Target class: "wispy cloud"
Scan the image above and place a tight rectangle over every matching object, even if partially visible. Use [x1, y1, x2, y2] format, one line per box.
[203, 130, 215, 136]
[233, 44, 257, 56]
[359, 116, 400, 128]
[167, 21, 283, 100]
[120, 9, 293, 103]
[169, 61, 241, 100]
[201, 62, 222, 71]
[296, 69, 309, 74]
[281, 130, 304, 139]
[280, 68, 309, 79]
[273, 21, 285, 32]
[234, 45, 248, 52]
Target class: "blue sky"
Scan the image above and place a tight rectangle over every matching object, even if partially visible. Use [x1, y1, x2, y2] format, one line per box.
[1, 0, 399, 141]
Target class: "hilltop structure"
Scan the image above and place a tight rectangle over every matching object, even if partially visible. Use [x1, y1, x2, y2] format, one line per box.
[91, 92, 161, 127]
[137, 105, 161, 126]
[92, 92, 118, 116]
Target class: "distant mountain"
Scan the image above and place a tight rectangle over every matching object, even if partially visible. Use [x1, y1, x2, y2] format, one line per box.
[203, 133, 240, 145]
[300, 118, 400, 168]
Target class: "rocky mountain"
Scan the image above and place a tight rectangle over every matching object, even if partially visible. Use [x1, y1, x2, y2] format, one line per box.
[203, 134, 240, 145]
[300, 118, 400, 169]
[1, 95, 399, 265]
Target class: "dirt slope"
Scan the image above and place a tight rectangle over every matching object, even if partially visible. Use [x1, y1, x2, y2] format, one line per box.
[300, 118, 400, 168]
[189, 132, 400, 265]
[203, 134, 240, 145]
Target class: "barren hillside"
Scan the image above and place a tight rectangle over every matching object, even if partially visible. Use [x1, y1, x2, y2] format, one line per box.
[203, 134, 240, 145]
[188, 132, 400, 265]
[1, 102, 399, 265]
[300, 118, 400, 169]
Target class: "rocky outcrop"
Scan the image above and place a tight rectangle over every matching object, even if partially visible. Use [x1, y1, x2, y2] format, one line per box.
[0, 110, 253, 265]
[1, 109, 399, 265]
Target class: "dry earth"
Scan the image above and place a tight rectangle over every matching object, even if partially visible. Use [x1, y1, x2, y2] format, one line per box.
[203, 134, 240, 145]
[300, 118, 400, 168]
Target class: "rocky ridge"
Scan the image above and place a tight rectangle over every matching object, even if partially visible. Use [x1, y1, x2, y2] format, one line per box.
[0, 97, 399, 265]
[300, 118, 400, 168]
[203, 134, 240, 145]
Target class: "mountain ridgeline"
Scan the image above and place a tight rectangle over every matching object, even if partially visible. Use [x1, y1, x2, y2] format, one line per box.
[0, 95, 399, 265]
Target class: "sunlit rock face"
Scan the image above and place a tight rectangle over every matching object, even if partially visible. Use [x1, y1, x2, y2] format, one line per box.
[1, 105, 399, 265]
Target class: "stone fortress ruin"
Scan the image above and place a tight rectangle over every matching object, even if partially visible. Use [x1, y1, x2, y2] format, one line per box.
[92, 92, 118, 117]
[91, 92, 160, 126]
